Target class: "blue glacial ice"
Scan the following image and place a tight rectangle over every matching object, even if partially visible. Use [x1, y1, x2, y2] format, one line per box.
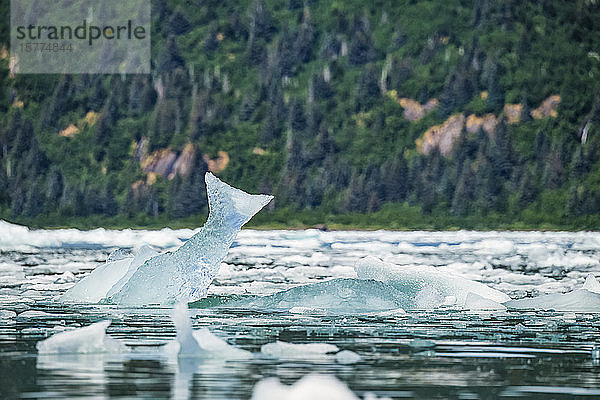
[355, 256, 511, 306]
[233, 256, 511, 312]
[61, 173, 273, 305]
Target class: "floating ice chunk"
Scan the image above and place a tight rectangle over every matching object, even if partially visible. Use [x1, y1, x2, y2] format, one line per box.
[251, 374, 387, 400]
[504, 274, 600, 311]
[261, 341, 339, 358]
[504, 289, 600, 312]
[372, 308, 406, 317]
[18, 310, 53, 318]
[235, 278, 408, 313]
[0, 310, 16, 319]
[335, 350, 361, 364]
[106, 173, 273, 305]
[167, 303, 251, 358]
[289, 306, 323, 314]
[355, 256, 511, 306]
[60, 253, 134, 303]
[464, 292, 507, 311]
[54, 271, 76, 284]
[583, 274, 600, 294]
[36, 320, 127, 354]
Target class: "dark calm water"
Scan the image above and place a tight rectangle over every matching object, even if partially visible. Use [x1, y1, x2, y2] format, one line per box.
[1, 226, 600, 399]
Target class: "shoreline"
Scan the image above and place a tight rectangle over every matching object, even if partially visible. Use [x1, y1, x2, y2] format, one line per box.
[2, 214, 599, 232]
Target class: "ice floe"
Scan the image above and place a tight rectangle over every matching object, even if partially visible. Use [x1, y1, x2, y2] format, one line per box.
[505, 275, 600, 312]
[261, 341, 339, 358]
[355, 256, 511, 306]
[36, 320, 126, 354]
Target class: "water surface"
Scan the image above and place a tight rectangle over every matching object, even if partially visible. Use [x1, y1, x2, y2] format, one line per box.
[1, 227, 600, 399]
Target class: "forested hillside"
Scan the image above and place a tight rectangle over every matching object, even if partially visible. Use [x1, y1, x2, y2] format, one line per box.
[1, 0, 600, 229]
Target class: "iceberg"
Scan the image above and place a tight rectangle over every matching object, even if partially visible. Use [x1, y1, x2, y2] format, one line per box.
[233, 278, 410, 313]
[463, 292, 507, 311]
[504, 289, 600, 312]
[36, 320, 126, 354]
[355, 256, 511, 306]
[505, 275, 600, 312]
[583, 273, 600, 294]
[261, 341, 339, 358]
[234, 256, 510, 312]
[61, 173, 273, 305]
[335, 350, 361, 364]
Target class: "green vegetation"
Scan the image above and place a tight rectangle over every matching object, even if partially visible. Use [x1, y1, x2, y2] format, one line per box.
[1, 0, 600, 230]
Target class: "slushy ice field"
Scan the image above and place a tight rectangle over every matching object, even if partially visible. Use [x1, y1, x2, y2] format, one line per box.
[1, 222, 600, 399]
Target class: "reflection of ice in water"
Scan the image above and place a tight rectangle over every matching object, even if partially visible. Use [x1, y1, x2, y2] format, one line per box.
[34, 306, 251, 399]
[61, 173, 272, 305]
[251, 373, 388, 400]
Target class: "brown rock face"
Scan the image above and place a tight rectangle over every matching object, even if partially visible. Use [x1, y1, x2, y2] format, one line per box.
[398, 97, 439, 122]
[59, 124, 80, 138]
[504, 104, 523, 124]
[171, 143, 195, 179]
[141, 148, 178, 177]
[466, 114, 498, 135]
[203, 151, 230, 173]
[140, 143, 197, 182]
[418, 113, 465, 156]
[531, 95, 560, 119]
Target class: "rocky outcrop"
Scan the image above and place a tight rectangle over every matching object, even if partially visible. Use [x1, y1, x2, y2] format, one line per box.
[398, 97, 439, 122]
[59, 124, 79, 138]
[503, 104, 522, 124]
[416, 94, 562, 156]
[172, 143, 195, 178]
[387, 90, 438, 122]
[531, 95, 560, 119]
[465, 113, 497, 135]
[139, 142, 197, 182]
[141, 148, 178, 177]
[203, 150, 229, 173]
[58, 111, 99, 138]
[417, 113, 465, 156]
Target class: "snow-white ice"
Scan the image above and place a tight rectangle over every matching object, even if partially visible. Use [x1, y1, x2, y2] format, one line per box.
[335, 350, 362, 364]
[505, 275, 600, 312]
[165, 303, 251, 358]
[261, 341, 339, 358]
[36, 320, 126, 354]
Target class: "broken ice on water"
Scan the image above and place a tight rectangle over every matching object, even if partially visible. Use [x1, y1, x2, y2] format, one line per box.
[36, 320, 126, 354]
[60, 173, 273, 305]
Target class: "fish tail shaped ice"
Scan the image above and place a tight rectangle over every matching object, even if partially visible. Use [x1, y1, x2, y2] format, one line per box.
[104, 173, 273, 305]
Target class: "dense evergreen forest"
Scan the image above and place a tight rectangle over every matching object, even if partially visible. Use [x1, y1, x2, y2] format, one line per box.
[1, 0, 600, 229]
